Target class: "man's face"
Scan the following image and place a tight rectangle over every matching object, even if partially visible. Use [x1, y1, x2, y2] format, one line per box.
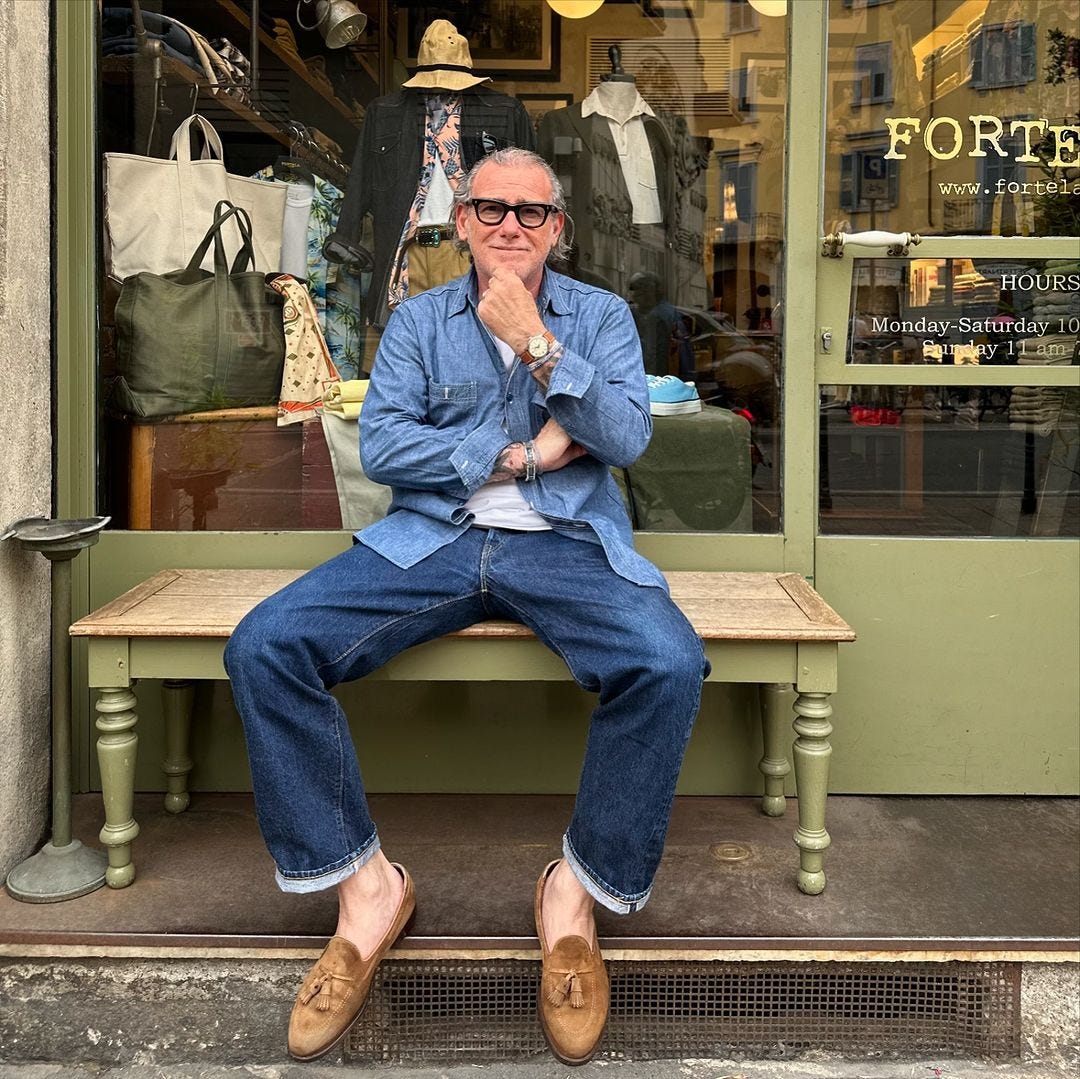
[455, 161, 564, 292]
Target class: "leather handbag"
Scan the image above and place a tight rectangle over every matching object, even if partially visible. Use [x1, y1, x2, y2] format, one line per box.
[110, 202, 286, 419]
[103, 114, 286, 280]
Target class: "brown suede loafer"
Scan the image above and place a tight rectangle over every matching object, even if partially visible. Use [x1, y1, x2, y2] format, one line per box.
[287, 862, 415, 1061]
[535, 859, 609, 1066]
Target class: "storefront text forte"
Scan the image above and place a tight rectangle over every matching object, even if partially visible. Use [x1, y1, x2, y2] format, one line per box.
[884, 116, 1079, 166]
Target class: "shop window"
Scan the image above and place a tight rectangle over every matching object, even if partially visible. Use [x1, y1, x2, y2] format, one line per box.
[96, 0, 787, 535]
[970, 22, 1037, 90]
[820, 383, 1079, 537]
[839, 143, 899, 212]
[845, 257, 1080, 368]
[853, 42, 892, 106]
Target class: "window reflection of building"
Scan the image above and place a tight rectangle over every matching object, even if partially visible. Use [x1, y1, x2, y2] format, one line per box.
[726, 0, 759, 35]
[971, 22, 1037, 90]
[627, 271, 693, 379]
[840, 139, 899, 214]
[854, 41, 892, 105]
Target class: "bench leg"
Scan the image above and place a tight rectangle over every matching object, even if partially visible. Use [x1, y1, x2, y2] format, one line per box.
[95, 686, 140, 889]
[757, 683, 792, 817]
[162, 679, 195, 814]
[791, 689, 833, 895]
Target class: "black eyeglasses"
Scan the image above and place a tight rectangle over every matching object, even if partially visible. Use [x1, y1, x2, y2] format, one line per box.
[468, 198, 560, 229]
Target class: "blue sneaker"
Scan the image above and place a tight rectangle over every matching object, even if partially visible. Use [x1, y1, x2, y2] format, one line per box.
[646, 375, 701, 416]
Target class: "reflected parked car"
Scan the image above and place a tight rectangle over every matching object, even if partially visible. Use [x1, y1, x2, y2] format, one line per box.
[675, 307, 779, 424]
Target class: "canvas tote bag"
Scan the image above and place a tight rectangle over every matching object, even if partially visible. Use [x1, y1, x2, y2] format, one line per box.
[110, 202, 286, 419]
[104, 114, 286, 280]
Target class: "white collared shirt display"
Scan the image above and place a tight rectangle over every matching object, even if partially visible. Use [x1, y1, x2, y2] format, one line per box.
[580, 81, 662, 225]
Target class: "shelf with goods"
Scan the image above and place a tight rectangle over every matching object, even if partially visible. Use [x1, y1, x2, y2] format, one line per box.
[102, 0, 384, 174]
[100, 54, 350, 190]
[216, 0, 369, 126]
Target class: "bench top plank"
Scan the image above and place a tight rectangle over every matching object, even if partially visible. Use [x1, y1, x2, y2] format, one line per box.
[71, 568, 854, 643]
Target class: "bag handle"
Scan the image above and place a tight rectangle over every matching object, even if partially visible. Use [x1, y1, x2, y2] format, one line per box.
[169, 115, 226, 165]
[180, 200, 254, 278]
[226, 203, 256, 273]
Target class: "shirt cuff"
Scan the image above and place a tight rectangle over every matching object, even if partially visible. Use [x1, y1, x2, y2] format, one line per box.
[544, 350, 596, 400]
[449, 419, 515, 491]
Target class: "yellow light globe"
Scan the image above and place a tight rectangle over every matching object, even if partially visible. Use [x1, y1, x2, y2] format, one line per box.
[547, 0, 605, 18]
[748, 0, 787, 15]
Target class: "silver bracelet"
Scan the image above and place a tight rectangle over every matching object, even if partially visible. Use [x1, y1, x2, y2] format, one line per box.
[523, 440, 537, 482]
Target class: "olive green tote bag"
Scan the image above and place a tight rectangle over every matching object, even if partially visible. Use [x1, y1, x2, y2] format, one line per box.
[111, 201, 285, 419]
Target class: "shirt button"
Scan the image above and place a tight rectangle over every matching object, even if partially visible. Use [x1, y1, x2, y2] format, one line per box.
[506, 393, 513, 402]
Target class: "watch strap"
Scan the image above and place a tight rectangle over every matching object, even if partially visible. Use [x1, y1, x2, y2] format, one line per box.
[519, 330, 556, 363]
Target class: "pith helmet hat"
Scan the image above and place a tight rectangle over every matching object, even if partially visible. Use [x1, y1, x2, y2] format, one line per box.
[402, 19, 491, 91]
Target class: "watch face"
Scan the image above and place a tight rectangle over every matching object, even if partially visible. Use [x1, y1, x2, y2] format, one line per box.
[528, 335, 549, 358]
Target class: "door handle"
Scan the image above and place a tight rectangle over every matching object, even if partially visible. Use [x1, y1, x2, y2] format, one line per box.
[821, 230, 921, 258]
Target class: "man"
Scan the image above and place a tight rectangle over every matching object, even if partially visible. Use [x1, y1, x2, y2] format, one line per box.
[224, 148, 708, 1066]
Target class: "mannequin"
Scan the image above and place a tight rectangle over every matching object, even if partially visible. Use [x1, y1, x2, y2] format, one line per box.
[581, 79, 662, 225]
[327, 20, 535, 327]
[538, 45, 673, 297]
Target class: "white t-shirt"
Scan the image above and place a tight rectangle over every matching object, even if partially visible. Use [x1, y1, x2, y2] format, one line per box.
[419, 158, 455, 225]
[464, 335, 551, 531]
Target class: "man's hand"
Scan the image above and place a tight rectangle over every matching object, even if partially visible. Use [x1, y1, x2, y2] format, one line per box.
[476, 267, 545, 354]
[534, 417, 585, 473]
[489, 418, 585, 482]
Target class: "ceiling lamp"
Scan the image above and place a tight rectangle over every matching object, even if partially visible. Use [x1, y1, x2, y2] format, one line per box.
[547, 1, 605, 17]
[296, 0, 368, 48]
[748, 0, 787, 15]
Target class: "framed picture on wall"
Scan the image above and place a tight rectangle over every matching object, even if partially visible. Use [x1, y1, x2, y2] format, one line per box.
[518, 92, 574, 131]
[745, 55, 787, 110]
[400, 2, 562, 81]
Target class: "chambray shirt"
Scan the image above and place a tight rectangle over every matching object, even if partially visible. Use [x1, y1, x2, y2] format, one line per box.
[357, 267, 667, 590]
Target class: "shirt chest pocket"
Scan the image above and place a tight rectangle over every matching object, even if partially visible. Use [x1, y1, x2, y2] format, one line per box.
[427, 380, 477, 427]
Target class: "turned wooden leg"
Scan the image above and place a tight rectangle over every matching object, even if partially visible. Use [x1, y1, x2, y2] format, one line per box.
[791, 689, 833, 895]
[757, 683, 792, 817]
[95, 686, 140, 888]
[161, 679, 195, 814]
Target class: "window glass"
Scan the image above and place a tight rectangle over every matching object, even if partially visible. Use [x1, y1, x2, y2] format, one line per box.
[820, 383, 1079, 536]
[97, 0, 785, 533]
[847, 257, 1080, 366]
[826, 0, 1080, 238]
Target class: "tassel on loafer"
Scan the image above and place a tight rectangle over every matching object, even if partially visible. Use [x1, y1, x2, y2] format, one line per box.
[287, 862, 415, 1062]
[535, 859, 609, 1066]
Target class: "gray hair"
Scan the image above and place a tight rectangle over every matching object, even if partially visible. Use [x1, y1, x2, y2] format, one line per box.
[452, 148, 572, 263]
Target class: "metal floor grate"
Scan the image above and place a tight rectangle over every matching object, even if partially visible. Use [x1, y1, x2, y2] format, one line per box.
[347, 959, 1021, 1063]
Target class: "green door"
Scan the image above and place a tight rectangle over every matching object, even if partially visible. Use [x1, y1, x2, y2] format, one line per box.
[811, 0, 1079, 792]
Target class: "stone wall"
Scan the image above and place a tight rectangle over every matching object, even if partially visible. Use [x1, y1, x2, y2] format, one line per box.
[0, 0, 53, 876]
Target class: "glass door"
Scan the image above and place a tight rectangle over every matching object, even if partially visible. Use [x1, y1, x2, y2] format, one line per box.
[817, 0, 1078, 538]
[809, 0, 1079, 796]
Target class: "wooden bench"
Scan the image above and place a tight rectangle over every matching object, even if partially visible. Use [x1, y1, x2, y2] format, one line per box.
[71, 568, 854, 895]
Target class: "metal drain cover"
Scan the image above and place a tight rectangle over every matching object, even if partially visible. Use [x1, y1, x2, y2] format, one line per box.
[348, 959, 1021, 1063]
[710, 841, 752, 863]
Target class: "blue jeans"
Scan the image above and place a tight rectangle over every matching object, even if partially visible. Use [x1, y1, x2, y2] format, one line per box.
[224, 527, 708, 914]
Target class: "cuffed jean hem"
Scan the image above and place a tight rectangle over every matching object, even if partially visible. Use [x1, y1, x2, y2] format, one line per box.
[274, 833, 381, 894]
[562, 833, 651, 915]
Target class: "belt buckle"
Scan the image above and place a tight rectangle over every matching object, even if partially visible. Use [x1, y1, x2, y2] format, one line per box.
[417, 226, 442, 248]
